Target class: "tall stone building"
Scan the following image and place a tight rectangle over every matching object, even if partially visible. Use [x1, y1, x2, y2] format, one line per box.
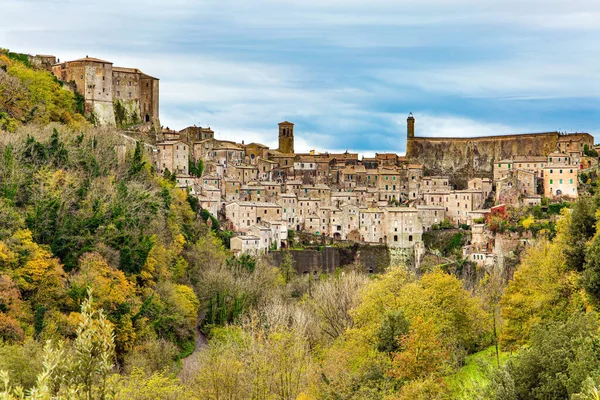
[278, 121, 294, 154]
[51, 56, 159, 129]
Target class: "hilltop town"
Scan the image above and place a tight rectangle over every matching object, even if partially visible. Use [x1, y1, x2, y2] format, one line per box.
[152, 115, 597, 268]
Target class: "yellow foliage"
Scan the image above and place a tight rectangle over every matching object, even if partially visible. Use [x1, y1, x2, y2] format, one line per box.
[70, 252, 135, 313]
[350, 266, 412, 341]
[388, 317, 450, 381]
[352, 267, 488, 352]
[521, 215, 535, 230]
[9, 230, 66, 304]
[110, 368, 192, 400]
[0, 241, 17, 267]
[500, 238, 576, 348]
[318, 327, 391, 397]
[172, 284, 200, 327]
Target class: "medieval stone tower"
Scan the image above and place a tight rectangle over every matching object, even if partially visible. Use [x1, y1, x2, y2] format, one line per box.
[278, 121, 295, 154]
[407, 112, 415, 139]
[406, 113, 415, 158]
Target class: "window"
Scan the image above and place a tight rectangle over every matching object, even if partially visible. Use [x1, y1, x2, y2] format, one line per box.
[560, 179, 563, 184]
[550, 179, 553, 184]
[570, 179, 573, 184]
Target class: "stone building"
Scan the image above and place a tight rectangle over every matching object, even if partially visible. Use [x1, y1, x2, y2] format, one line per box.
[496, 169, 537, 207]
[382, 208, 422, 248]
[51, 56, 159, 128]
[359, 208, 385, 243]
[493, 156, 547, 181]
[194, 139, 244, 167]
[467, 178, 492, 199]
[422, 176, 451, 193]
[543, 157, 578, 199]
[423, 189, 485, 225]
[329, 204, 360, 240]
[230, 235, 263, 256]
[157, 140, 188, 175]
[416, 205, 446, 231]
[276, 193, 299, 227]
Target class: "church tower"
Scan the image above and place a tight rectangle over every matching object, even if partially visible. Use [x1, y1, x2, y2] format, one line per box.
[407, 112, 415, 139]
[278, 121, 295, 154]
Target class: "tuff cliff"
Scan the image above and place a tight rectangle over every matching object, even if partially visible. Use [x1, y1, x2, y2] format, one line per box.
[406, 132, 559, 188]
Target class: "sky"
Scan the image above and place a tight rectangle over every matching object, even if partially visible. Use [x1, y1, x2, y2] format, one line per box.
[1, 0, 599, 156]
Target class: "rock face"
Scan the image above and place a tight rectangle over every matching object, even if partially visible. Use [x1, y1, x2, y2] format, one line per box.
[406, 132, 559, 188]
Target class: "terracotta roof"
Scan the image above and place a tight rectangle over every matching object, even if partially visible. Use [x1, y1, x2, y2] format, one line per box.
[278, 121, 294, 125]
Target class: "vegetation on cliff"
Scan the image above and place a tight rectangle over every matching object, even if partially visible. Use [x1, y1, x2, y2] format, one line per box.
[0, 49, 86, 132]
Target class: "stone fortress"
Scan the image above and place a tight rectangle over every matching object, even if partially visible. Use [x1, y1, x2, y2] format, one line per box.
[52, 56, 159, 130]
[22, 53, 160, 131]
[406, 112, 593, 188]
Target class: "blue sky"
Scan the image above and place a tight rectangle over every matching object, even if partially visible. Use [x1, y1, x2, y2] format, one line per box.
[1, 0, 599, 155]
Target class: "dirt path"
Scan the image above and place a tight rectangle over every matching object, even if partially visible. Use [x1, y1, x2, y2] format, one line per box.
[179, 312, 208, 379]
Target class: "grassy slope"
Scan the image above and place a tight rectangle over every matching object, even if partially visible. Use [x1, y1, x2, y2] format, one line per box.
[446, 345, 512, 398]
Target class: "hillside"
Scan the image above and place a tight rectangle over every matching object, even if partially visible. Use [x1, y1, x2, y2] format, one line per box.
[0, 49, 86, 132]
[2, 53, 600, 400]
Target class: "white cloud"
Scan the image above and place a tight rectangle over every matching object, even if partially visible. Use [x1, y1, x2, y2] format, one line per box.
[408, 113, 532, 138]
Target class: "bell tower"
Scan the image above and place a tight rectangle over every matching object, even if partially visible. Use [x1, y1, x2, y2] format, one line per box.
[278, 121, 295, 154]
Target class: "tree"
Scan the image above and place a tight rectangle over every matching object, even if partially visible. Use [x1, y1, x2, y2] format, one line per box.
[582, 231, 600, 305]
[490, 313, 600, 400]
[308, 272, 368, 341]
[376, 310, 410, 354]
[0, 290, 115, 400]
[110, 368, 191, 400]
[564, 198, 596, 271]
[500, 238, 577, 349]
[388, 316, 450, 382]
[128, 141, 147, 178]
[0, 274, 26, 343]
[279, 249, 296, 284]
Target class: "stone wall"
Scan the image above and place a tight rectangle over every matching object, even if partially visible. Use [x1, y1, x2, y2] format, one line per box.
[271, 244, 391, 274]
[406, 132, 559, 188]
